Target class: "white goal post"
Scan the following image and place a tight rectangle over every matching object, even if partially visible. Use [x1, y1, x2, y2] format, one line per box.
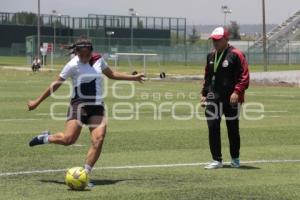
[110, 53, 163, 76]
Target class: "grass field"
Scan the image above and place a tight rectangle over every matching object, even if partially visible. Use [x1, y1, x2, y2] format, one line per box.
[0, 56, 299, 77]
[0, 69, 300, 200]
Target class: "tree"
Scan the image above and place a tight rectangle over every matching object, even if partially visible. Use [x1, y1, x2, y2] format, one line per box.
[228, 21, 241, 40]
[137, 20, 144, 29]
[188, 25, 200, 44]
[12, 12, 41, 26]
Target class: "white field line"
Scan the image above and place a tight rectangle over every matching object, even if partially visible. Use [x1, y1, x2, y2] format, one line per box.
[0, 119, 43, 122]
[71, 144, 86, 147]
[35, 113, 65, 116]
[263, 110, 288, 113]
[1, 66, 59, 72]
[247, 94, 297, 98]
[0, 80, 45, 83]
[0, 110, 285, 122]
[1, 160, 300, 177]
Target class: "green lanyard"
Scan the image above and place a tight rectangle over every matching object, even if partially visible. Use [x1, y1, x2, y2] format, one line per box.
[212, 50, 224, 87]
[214, 51, 224, 73]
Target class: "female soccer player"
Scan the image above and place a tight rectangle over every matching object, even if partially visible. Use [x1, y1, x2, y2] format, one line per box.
[28, 37, 145, 184]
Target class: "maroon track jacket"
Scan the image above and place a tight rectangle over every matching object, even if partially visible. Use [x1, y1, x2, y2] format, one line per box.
[201, 45, 250, 103]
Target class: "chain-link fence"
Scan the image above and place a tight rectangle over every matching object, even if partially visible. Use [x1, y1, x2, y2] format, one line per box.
[1, 35, 300, 68]
[22, 35, 300, 66]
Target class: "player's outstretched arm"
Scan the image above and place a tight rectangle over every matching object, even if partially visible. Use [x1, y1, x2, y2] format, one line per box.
[102, 67, 145, 83]
[27, 76, 65, 111]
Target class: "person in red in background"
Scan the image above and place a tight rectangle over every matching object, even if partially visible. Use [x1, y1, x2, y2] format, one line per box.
[201, 27, 250, 169]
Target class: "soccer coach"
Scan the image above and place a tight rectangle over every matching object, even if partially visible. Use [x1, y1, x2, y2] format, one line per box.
[201, 27, 250, 169]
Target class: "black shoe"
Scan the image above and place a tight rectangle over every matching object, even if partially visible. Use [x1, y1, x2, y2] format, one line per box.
[29, 131, 50, 147]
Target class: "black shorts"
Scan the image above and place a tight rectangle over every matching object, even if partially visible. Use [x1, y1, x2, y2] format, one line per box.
[67, 100, 105, 125]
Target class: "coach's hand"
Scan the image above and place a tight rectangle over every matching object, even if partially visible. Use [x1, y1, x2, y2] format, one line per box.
[230, 92, 239, 105]
[27, 100, 39, 111]
[133, 73, 146, 84]
[200, 96, 207, 107]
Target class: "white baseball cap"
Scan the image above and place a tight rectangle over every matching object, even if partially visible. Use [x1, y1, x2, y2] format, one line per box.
[210, 27, 230, 40]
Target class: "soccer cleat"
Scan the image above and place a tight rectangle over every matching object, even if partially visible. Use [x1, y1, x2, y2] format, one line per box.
[231, 158, 240, 168]
[87, 181, 95, 188]
[29, 131, 50, 147]
[204, 160, 223, 169]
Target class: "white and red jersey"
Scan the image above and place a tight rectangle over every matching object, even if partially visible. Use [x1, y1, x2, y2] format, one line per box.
[59, 53, 108, 105]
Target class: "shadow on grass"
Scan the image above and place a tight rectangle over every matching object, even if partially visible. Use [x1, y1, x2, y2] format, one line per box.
[222, 165, 261, 170]
[39, 179, 132, 186]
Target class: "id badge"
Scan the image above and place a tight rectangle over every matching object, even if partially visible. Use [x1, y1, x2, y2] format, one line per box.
[207, 92, 215, 100]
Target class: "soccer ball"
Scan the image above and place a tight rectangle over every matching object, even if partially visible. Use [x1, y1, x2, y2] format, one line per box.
[65, 167, 89, 190]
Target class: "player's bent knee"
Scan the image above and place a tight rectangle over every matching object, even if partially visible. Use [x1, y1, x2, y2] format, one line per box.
[63, 137, 77, 146]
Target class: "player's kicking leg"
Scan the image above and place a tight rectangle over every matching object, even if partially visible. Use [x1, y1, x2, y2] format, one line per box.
[29, 120, 82, 147]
